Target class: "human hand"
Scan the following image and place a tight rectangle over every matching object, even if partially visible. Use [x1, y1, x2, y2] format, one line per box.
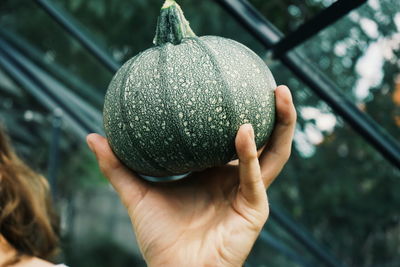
[86, 85, 296, 266]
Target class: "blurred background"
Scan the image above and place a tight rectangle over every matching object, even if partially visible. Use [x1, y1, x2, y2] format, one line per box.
[0, 0, 399, 266]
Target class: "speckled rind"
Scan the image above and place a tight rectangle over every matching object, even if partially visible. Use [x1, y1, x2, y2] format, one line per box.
[103, 36, 276, 177]
[103, 54, 169, 176]
[202, 36, 276, 149]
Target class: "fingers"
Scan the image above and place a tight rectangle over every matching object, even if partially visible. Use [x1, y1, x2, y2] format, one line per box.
[86, 134, 148, 210]
[260, 85, 297, 188]
[235, 124, 267, 206]
[227, 145, 265, 167]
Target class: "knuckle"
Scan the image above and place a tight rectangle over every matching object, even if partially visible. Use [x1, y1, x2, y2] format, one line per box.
[99, 162, 110, 176]
[248, 152, 259, 162]
[240, 152, 258, 164]
[108, 157, 122, 170]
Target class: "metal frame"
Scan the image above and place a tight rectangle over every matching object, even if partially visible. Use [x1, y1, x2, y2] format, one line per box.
[47, 109, 63, 199]
[0, 38, 103, 139]
[258, 229, 313, 266]
[0, 28, 104, 108]
[271, 0, 367, 58]
[34, 0, 119, 73]
[214, 0, 400, 169]
[270, 205, 341, 267]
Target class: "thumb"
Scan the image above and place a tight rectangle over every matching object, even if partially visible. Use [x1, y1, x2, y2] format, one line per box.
[86, 134, 148, 210]
[86, 133, 127, 178]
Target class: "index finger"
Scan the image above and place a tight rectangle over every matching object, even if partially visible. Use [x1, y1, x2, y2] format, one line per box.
[259, 85, 297, 187]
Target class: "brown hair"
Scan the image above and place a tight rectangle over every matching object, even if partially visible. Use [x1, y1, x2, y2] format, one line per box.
[0, 126, 59, 266]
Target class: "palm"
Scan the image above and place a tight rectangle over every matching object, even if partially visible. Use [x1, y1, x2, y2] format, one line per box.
[131, 166, 264, 265]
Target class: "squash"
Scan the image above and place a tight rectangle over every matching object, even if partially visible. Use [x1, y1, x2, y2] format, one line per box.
[103, 0, 276, 179]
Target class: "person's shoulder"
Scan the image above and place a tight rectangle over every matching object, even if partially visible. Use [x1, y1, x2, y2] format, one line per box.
[11, 257, 57, 267]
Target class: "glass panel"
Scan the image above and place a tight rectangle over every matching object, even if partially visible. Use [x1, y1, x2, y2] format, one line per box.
[267, 60, 400, 266]
[0, 0, 112, 91]
[248, 0, 332, 34]
[298, 0, 400, 137]
[51, 0, 267, 60]
[1, 0, 399, 266]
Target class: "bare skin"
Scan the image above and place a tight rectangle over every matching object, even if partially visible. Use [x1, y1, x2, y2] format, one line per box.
[0, 235, 54, 267]
[87, 85, 296, 266]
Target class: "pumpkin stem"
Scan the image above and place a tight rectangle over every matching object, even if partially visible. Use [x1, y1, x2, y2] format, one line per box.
[153, 0, 197, 46]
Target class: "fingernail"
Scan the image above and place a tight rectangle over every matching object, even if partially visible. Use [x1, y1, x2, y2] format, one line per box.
[242, 124, 254, 139]
[277, 85, 288, 90]
[249, 125, 255, 140]
[86, 135, 95, 153]
[278, 85, 292, 100]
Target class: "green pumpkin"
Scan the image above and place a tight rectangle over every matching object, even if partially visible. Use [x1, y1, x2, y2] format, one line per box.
[103, 0, 276, 178]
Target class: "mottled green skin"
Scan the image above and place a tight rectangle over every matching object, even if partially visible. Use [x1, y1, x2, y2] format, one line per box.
[103, 36, 276, 177]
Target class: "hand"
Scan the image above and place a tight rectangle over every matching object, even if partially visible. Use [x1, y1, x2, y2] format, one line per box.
[87, 85, 296, 266]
